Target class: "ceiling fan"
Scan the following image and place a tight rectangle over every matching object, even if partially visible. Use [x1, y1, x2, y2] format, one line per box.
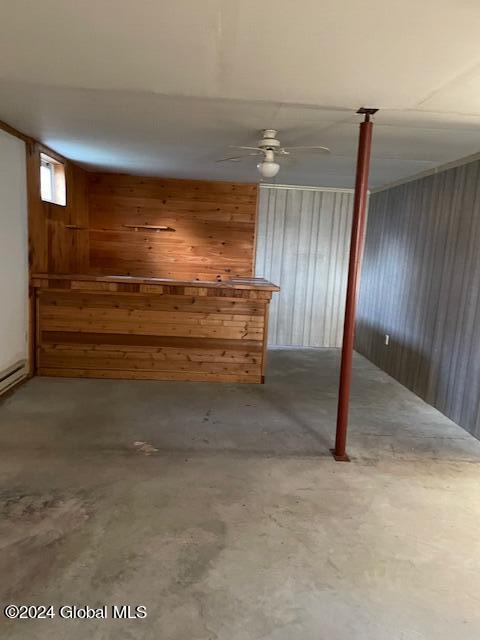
[217, 129, 330, 179]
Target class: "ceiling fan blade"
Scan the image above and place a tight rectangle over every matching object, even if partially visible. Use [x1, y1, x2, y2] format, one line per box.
[216, 153, 261, 163]
[277, 155, 296, 166]
[228, 145, 263, 151]
[282, 145, 330, 153]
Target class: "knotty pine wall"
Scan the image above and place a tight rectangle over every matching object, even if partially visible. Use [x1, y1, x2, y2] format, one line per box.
[88, 173, 258, 281]
[27, 142, 89, 274]
[27, 155, 258, 281]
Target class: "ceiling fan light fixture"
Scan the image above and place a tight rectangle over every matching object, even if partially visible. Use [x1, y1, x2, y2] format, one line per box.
[218, 129, 329, 177]
[257, 160, 280, 178]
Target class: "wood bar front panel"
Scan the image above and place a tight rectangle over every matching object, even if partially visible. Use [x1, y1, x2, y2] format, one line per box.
[88, 173, 258, 281]
[35, 282, 272, 383]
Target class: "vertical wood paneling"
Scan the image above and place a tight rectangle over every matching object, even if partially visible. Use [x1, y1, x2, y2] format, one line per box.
[26, 142, 89, 274]
[356, 159, 480, 439]
[255, 186, 354, 347]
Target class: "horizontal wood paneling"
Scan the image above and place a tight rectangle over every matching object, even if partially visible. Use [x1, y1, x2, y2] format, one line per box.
[36, 291, 265, 314]
[37, 368, 260, 383]
[40, 308, 264, 341]
[39, 346, 260, 373]
[34, 276, 276, 383]
[41, 332, 263, 353]
[27, 163, 258, 281]
[88, 173, 257, 281]
[356, 159, 480, 439]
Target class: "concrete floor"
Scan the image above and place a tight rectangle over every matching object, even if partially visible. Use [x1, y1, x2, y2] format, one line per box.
[1, 348, 480, 639]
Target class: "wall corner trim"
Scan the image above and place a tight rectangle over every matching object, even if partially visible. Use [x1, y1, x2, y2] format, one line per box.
[372, 150, 480, 193]
[260, 183, 357, 194]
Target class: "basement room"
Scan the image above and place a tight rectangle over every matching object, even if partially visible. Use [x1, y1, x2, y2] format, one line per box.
[1, 2, 480, 638]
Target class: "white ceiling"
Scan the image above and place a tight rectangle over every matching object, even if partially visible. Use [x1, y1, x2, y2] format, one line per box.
[1, 0, 480, 188]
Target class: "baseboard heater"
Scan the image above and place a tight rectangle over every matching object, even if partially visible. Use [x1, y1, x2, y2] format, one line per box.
[0, 360, 27, 395]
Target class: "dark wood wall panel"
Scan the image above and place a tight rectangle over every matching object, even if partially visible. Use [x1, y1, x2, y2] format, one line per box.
[88, 173, 257, 281]
[356, 159, 480, 438]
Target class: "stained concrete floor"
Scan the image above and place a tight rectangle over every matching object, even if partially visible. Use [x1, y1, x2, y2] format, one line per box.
[1, 348, 480, 639]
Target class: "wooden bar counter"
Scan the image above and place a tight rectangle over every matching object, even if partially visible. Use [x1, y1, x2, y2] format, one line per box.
[32, 274, 279, 383]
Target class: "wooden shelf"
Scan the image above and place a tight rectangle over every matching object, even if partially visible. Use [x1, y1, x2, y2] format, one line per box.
[122, 224, 175, 232]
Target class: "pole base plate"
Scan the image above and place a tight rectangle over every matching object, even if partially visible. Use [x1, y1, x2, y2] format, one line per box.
[356, 107, 379, 115]
[330, 448, 351, 462]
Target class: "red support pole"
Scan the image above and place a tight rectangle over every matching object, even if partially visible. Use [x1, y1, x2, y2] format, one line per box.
[332, 107, 377, 462]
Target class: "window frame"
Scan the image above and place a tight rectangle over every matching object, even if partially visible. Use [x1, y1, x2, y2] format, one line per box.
[40, 157, 55, 202]
[39, 152, 66, 206]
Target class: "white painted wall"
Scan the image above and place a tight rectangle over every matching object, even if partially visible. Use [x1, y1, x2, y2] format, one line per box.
[255, 185, 354, 348]
[0, 130, 28, 386]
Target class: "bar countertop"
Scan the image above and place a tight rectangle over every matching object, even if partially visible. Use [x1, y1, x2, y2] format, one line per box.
[31, 273, 280, 292]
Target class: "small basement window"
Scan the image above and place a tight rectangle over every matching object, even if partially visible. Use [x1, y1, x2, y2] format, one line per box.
[40, 153, 66, 206]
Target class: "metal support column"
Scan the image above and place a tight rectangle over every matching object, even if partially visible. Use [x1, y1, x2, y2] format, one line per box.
[331, 107, 378, 462]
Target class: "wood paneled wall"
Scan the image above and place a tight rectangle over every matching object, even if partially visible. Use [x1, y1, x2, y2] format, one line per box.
[27, 143, 89, 274]
[27, 154, 257, 281]
[88, 173, 257, 281]
[255, 185, 354, 347]
[356, 159, 480, 439]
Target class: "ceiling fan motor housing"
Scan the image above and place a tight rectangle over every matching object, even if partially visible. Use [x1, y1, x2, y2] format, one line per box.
[258, 129, 281, 150]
